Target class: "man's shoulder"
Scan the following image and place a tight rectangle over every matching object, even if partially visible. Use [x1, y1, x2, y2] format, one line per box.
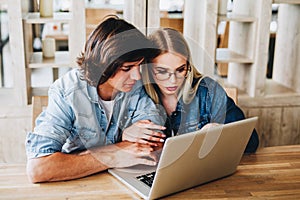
[50, 68, 87, 93]
[53, 68, 81, 84]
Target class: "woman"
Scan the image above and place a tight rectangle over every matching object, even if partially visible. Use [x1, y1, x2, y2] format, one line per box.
[140, 28, 259, 153]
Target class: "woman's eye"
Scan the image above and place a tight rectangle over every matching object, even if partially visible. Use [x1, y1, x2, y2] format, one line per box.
[177, 65, 187, 72]
[157, 70, 168, 74]
[177, 68, 185, 73]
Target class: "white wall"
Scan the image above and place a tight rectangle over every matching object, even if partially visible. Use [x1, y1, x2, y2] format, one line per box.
[0, 106, 31, 163]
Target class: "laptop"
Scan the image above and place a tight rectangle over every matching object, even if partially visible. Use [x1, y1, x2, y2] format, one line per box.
[108, 117, 258, 199]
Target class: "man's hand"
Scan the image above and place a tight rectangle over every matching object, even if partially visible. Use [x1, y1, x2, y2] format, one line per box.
[122, 120, 166, 146]
[87, 141, 162, 168]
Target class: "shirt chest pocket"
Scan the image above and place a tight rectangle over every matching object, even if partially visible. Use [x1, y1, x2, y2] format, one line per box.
[70, 113, 100, 149]
[65, 127, 99, 151]
[178, 113, 210, 133]
[178, 120, 199, 133]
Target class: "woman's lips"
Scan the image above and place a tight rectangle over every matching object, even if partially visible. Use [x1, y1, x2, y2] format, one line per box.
[166, 86, 178, 91]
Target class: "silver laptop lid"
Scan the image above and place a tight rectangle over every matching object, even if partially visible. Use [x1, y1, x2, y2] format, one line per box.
[148, 117, 258, 199]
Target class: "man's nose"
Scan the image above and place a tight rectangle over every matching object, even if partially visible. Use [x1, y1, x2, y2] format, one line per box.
[130, 66, 141, 80]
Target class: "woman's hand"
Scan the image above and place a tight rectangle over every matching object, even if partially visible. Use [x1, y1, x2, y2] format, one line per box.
[201, 123, 220, 130]
[122, 120, 166, 146]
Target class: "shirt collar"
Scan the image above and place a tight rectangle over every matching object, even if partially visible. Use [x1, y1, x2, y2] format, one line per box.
[86, 83, 125, 103]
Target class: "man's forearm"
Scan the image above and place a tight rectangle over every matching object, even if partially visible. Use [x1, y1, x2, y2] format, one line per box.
[27, 141, 159, 183]
[27, 151, 108, 183]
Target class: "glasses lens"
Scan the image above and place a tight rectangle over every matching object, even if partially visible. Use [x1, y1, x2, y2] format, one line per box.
[175, 67, 188, 79]
[156, 73, 169, 80]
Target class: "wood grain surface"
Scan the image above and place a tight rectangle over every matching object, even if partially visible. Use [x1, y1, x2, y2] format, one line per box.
[1, 145, 299, 199]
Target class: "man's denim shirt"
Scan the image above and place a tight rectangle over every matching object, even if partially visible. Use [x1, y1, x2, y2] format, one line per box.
[165, 76, 258, 153]
[26, 69, 164, 159]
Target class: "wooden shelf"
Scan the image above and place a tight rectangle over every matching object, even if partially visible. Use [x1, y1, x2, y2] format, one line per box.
[31, 87, 49, 96]
[216, 48, 253, 63]
[23, 12, 72, 24]
[237, 79, 300, 108]
[28, 51, 70, 68]
[218, 13, 256, 22]
[273, 0, 300, 4]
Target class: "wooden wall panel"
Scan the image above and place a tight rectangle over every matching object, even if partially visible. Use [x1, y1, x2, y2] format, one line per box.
[85, 8, 117, 39]
[160, 18, 183, 33]
[241, 105, 300, 148]
[280, 107, 300, 145]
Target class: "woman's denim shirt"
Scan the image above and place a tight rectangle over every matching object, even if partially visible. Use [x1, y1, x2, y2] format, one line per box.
[165, 76, 258, 153]
[26, 69, 165, 159]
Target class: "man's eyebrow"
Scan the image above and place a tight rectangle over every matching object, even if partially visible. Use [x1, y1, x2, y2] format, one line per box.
[122, 59, 144, 67]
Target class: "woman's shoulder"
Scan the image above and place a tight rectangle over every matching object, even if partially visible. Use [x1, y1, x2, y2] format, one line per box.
[195, 76, 217, 92]
[199, 76, 218, 86]
[196, 76, 226, 96]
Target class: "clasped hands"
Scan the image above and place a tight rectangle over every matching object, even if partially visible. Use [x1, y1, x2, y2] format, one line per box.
[88, 120, 220, 169]
[86, 120, 166, 169]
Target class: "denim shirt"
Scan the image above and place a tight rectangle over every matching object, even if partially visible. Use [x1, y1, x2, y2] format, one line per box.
[26, 69, 165, 159]
[164, 76, 259, 153]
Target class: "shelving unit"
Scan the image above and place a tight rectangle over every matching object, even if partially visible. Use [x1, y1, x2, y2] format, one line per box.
[22, 0, 85, 103]
[182, 0, 300, 147]
[217, 13, 256, 22]
[216, 0, 300, 98]
[272, 1, 300, 93]
[216, 48, 253, 64]
[28, 51, 70, 69]
[221, 0, 272, 97]
[23, 12, 72, 23]
[215, 13, 256, 65]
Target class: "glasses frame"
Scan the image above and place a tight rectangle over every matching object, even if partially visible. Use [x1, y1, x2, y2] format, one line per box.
[152, 64, 191, 81]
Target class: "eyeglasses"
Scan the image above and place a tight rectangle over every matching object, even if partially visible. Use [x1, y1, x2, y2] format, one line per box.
[153, 65, 190, 81]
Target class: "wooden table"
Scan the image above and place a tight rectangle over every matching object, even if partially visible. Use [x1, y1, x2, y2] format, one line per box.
[1, 145, 300, 199]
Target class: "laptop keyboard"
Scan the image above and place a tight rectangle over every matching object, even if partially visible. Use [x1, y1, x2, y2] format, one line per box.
[136, 171, 156, 187]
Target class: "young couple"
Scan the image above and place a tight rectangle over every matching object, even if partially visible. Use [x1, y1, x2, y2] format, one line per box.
[26, 16, 258, 183]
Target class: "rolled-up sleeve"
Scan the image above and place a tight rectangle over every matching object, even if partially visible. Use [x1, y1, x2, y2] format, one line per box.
[25, 132, 63, 159]
[25, 86, 74, 159]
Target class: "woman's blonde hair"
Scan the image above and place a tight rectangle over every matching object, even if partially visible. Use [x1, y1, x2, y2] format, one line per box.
[142, 28, 203, 104]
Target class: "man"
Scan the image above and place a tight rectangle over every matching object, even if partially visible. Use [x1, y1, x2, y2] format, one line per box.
[26, 16, 166, 183]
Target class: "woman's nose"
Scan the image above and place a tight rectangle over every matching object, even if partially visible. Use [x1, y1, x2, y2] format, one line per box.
[169, 73, 176, 83]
